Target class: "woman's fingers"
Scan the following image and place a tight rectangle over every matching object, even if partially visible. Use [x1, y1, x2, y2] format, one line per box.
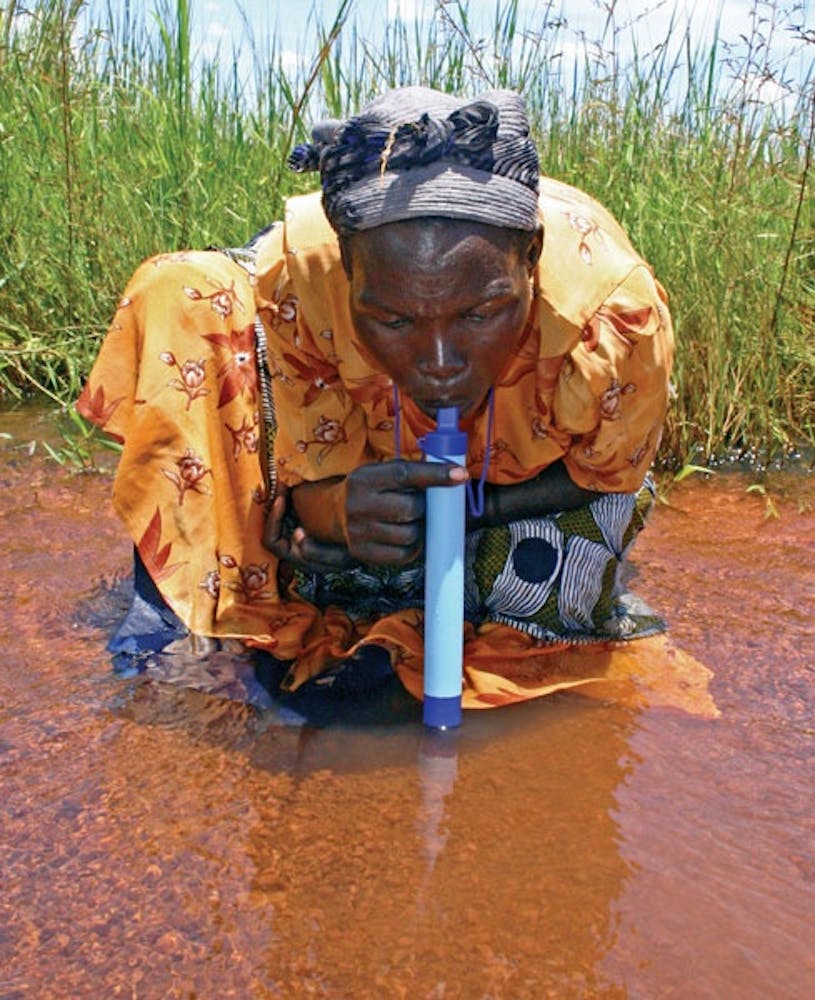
[262, 494, 289, 553]
[350, 459, 468, 492]
[343, 460, 467, 563]
[292, 529, 356, 571]
[264, 492, 354, 572]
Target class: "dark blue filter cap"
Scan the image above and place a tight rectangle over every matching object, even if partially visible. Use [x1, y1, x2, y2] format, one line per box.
[421, 406, 467, 457]
[423, 694, 463, 729]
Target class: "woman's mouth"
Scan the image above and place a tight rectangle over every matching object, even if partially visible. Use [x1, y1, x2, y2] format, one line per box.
[415, 397, 469, 419]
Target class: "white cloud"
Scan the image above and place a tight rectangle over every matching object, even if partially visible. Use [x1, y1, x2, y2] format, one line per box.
[386, 0, 431, 23]
[280, 48, 306, 75]
[742, 71, 794, 107]
[199, 20, 233, 61]
[205, 20, 231, 40]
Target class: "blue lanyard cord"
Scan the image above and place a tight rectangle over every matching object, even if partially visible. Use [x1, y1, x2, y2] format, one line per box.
[392, 381, 402, 460]
[392, 383, 494, 519]
[465, 387, 493, 519]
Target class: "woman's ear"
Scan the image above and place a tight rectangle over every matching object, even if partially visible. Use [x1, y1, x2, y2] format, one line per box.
[525, 224, 544, 274]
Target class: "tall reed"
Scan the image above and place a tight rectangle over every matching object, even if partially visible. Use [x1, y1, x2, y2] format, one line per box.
[0, 0, 812, 464]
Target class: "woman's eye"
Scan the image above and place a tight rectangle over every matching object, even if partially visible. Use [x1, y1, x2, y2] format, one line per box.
[382, 317, 410, 330]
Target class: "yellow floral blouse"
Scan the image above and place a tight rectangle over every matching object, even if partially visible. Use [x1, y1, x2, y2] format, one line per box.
[77, 176, 691, 711]
[256, 178, 674, 493]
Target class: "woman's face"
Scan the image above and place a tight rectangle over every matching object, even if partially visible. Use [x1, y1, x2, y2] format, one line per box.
[344, 218, 541, 419]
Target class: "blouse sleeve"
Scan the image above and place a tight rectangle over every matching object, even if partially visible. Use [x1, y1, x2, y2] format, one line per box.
[553, 263, 675, 493]
[254, 233, 372, 488]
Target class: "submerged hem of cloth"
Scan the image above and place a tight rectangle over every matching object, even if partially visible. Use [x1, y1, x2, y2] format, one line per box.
[109, 549, 665, 696]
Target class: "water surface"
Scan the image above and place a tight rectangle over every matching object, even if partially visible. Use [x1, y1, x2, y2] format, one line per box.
[1, 408, 813, 998]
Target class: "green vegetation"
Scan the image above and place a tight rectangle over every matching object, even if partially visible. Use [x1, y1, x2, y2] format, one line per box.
[0, 0, 813, 465]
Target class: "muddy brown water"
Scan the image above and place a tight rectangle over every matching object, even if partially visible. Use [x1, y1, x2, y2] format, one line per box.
[1, 407, 813, 999]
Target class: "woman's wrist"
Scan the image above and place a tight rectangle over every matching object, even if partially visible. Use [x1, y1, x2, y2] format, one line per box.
[467, 461, 600, 530]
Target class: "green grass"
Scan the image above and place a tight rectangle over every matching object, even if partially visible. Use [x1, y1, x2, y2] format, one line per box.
[0, 0, 813, 466]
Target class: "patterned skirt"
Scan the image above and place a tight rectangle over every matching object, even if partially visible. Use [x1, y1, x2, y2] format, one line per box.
[294, 481, 663, 644]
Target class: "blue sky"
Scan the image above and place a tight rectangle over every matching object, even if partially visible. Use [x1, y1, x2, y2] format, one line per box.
[195, 0, 813, 92]
[191, 1, 811, 55]
[78, 0, 813, 108]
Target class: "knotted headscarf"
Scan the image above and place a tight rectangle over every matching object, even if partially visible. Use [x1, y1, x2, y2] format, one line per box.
[288, 86, 541, 233]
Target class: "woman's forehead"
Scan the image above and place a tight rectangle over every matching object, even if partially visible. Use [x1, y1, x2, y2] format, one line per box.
[349, 223, 526, 313]
[347, 218, 523, 272]
[353, 215, 519, 245]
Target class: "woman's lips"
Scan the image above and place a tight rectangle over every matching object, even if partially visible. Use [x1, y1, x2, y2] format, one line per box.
[416, 398, 469, 418]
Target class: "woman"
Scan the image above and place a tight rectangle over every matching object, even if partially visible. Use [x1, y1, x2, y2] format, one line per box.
[79, 86, 679, 710]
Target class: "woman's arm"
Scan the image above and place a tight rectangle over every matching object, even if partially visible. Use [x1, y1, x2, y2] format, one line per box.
[266, 457, 598, 570]
[290, 460, 468, 565]
[469, 458, 600, 530]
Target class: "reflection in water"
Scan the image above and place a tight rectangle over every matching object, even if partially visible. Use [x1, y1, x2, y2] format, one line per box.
[229, 698, 639, 997]
[2, 409, 815, 997]
[417, 731, 459, 873]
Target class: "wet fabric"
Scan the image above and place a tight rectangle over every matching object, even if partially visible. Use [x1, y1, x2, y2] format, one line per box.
[107, 547, 188, 668]
[108, 549, 402, 718]
[78, 176, 675, 709]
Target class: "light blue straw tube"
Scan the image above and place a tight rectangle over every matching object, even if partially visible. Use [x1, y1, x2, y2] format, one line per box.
[422, 407, 466, 729]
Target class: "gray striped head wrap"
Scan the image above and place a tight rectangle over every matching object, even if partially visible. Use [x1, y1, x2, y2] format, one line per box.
[288, 86, 541, 233]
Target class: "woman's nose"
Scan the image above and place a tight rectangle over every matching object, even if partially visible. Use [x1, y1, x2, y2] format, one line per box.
[417, 328, 466, 379]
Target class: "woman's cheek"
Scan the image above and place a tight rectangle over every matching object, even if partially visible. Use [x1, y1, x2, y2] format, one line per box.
[355, 325, 394, 370]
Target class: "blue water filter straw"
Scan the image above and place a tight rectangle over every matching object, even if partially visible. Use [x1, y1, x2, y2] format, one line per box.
[422, 407, 467, 729]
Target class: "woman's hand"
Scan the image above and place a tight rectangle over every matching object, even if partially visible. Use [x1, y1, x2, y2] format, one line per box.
[286, 460, 468, 566]
[263, 485, 356, 574]
[341, 460, 468, 565]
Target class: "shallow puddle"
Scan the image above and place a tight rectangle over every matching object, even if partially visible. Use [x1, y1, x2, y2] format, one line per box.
[1, 407, 813, 998]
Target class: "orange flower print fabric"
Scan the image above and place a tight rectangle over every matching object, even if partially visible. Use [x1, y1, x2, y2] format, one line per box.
[79, 173, 682, 711]
[255, 179, 674, 497]
[78, 249, 322, 655]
